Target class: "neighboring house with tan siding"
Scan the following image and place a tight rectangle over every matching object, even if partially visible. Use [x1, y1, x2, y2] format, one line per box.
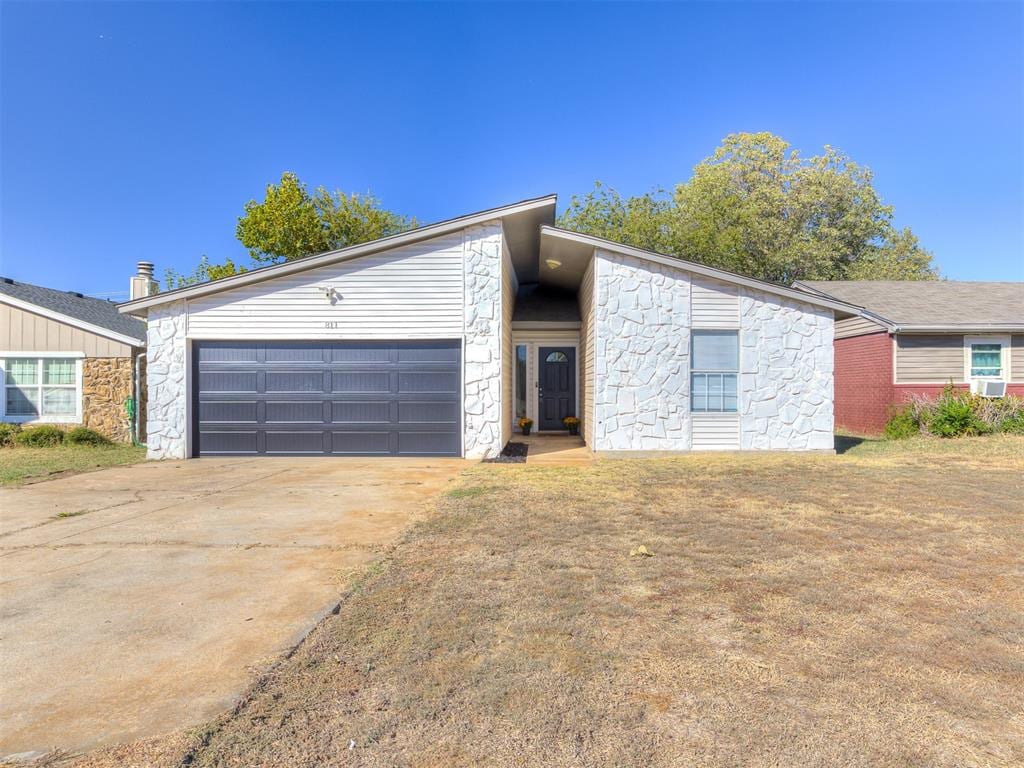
[0, 266, 153, 441]
[796, 280, 1024, 434]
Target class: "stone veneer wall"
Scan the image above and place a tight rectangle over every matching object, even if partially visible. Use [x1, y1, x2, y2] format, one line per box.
[592, 250, 692, 451]
[81, 357, 133, 442]
[146, 300, 189, 460]
[462, 223, 504, 459]
[739, 290, 834, 450]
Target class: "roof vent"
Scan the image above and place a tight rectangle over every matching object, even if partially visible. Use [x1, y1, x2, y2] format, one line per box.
[66, 290, 85, 298]
[1, 277, 13, 284]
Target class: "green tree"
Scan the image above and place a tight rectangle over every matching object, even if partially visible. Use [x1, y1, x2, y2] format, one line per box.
[164, 256, 245, 290]
[236, 171, 414, 265]
[558, 132, 938, 283]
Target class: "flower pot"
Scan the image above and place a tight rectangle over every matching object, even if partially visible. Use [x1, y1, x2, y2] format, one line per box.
[521, 426, 532, 436]
[567, 425, 579, 436]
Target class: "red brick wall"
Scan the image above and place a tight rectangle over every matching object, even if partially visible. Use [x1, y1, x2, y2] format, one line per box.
[834, 332, 893, 435]
[835, 333, 1024, 434]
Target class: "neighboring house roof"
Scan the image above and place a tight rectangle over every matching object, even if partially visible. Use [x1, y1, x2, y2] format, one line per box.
[0, 277, 146, 346]
[795, 280, 1024, 332]
[119, 195, 558, 314]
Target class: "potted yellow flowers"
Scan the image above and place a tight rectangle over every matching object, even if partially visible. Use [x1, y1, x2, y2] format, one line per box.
[563, 416, 580, 435]
[518, 417, 534, 436]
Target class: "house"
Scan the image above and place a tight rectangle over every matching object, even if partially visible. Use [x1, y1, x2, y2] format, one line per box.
[1, 267, 153, 441]
[118, 196, 858, 460]
[795, 281, 1024, 434]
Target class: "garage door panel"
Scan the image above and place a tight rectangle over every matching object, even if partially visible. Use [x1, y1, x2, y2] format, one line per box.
[398, 401, 459, 423]
[199, 431, 259, 454]
[398, 370, 459, 393]
[265, 431, 325, 454]
[195, 340, 460, 457]
[265, 401, 323, 423]
[330, 431, 391, 455]
[331, 401, 391, 423]
[199, 401, 258, 423]
[332, 371, 391, 393]
[200, 371, 258, 393]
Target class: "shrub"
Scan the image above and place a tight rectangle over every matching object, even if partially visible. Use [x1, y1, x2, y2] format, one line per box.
[66, 427, 112, 446]
[15, 424, 66, 447]
[1000, 412, 1024, 435]
[0, 422, 22, 447]
[884, 408, 919, 440]
[928, 388, 987, 438]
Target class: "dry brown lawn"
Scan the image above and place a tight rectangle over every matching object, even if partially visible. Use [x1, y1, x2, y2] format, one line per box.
[59, 436, 1024, 767]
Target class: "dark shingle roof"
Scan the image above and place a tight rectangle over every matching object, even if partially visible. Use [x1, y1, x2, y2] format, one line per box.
[0, 277, 146, 344]
[797, 280, 1023, 328]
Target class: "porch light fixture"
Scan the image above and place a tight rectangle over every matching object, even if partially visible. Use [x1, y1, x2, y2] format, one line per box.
[545, 258, 562, 270]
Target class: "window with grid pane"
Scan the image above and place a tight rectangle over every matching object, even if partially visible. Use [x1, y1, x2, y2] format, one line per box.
[691, 331, 738, 412]
[970, 343, 1002, 377]
[3, 358, 79, 420]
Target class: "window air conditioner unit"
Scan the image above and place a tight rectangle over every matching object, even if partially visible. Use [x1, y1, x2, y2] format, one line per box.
[971, 379, 1006, 398]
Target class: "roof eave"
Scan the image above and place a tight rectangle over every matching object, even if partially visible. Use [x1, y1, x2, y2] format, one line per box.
[541, 227, 866, 317]
[119, 194, 558, 314]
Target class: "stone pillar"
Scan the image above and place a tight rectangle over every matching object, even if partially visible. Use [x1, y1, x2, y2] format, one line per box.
[146, 300, 189, 459]
[462, 223, 503, 459]
[81, 358, 134, 441]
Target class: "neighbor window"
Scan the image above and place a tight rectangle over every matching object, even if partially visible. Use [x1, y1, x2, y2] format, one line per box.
[2, 357, 81, 422]
[515, 344, 528, 426]
[970, 343, 1002, 378]
[691, 331, 738, 412]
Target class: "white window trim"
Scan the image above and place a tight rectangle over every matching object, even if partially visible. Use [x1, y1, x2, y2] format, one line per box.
[0, 355, 84, 424]
[964, 335, 1011, 382]
[690, 329, 740, 414]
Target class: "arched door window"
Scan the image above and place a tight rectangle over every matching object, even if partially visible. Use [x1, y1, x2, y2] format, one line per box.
[545, 351, 568, 363]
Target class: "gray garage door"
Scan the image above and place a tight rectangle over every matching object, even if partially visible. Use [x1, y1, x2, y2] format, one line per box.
[193, 340, 461, 457]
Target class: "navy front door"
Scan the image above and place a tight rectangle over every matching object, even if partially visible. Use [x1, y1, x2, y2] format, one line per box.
[538, 346, 576, 430]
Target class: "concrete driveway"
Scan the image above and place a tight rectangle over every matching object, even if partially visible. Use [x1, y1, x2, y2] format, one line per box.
[0, 457, 463, 758]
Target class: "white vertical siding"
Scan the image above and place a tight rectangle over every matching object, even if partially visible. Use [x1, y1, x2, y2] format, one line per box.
[691, 277, 739, 328]
[500, 233, 517, 445]
[186, 233, 465, 339]
[578, 257, 596, 447]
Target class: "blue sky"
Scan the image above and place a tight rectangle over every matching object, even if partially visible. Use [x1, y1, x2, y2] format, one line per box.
[2, 1, 1021, 298]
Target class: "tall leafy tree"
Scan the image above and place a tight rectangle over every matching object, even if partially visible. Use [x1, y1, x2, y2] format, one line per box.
[559, 132, 938, 283]
[236, 172, 414, 265]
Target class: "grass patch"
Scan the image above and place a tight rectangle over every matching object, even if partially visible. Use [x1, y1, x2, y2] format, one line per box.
[63, 437, 1024, 767]
[0, 444, 146, 485]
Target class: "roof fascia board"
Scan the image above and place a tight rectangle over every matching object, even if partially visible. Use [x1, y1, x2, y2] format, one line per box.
[894, 324, 1024, 333]
[120, 195, 557, 314]
[541, 227, 865, 316]
[0, 293, 145, 347]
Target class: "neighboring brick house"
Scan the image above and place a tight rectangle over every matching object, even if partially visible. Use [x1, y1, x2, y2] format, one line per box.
[0, 266, 154, 441]
[795, 281, 1024, 434]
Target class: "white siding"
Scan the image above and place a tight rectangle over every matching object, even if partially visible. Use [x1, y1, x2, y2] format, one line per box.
[500, 234, 517, 445]
[578, 258, 596, 447]
[691, 413, 740, 450]
[186, 233, 465, 339]
[691, 277, 739, 328]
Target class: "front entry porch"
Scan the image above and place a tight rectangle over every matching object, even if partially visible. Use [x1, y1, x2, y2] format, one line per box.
[516, 433, 592, 466]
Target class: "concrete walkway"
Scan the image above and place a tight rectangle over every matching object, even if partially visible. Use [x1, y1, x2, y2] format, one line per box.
[0, 457, 463, 759]
[518, 434, 594, 466]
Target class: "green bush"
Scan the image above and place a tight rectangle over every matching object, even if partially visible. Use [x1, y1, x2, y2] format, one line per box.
[884, 408, 919, 440]
[0, 422, 22, 447]
[14, 424, 66, 447]
[66, 426, 112, 446]
[928, 389, 987, 438]
[1000, 413, 1024, 435]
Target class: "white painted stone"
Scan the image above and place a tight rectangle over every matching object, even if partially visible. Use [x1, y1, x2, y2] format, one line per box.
[145, 300, 188, 460]
[462, 223, 504, 459]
